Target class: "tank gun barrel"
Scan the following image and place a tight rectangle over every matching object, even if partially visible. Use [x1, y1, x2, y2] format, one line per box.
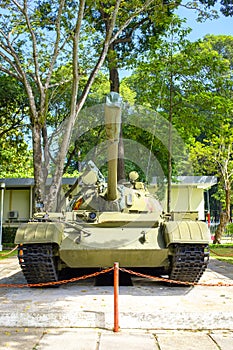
[104, 92, 122, 201]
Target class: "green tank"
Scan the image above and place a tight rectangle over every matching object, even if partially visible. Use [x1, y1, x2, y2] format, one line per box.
[15, 93, 210, 286]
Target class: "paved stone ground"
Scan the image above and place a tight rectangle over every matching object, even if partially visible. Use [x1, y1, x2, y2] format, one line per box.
[0, 256, 233, 349]
[0, 328, 233, 350]
[1, 257, 233, 329]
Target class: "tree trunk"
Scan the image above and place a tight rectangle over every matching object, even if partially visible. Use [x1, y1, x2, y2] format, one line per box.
[225, 180, 231, 222]
[42, 123, 50, 184]
[110, 67, 120, 93]
[167, 69, 173, 213]
[31, 121, 43, 211]
[214, 182, 231, 244]
[214, 211, 228, 244]
[45, 115, 75, 211]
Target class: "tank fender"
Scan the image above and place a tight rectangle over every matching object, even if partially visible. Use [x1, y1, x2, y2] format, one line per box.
[14, 222, 64, 245]
[162, 221, 210, 247]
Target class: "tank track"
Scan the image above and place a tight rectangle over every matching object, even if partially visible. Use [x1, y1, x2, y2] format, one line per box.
[169, 243, 209, 283]
[17, 243, 59, 285]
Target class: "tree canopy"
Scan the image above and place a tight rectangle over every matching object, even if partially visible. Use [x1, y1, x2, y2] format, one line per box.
[1, 0, 173, 210]
[0, 75, 33, 177]
[0, 0, 232, 218]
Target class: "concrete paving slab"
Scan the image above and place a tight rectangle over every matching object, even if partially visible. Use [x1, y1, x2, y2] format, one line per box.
[0, 328, 44, 350]
[156, 330, 219, 350]
[99, 331, 158, 350]
[35, 328, 99, 350]
[1, 328, 233, 350]
[0, 257, 233, 330]
[210, 330, 233, 350]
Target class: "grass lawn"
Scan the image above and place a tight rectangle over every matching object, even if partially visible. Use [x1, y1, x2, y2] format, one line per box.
[209, 243, 233, 265]
[0, 246, 18, 260]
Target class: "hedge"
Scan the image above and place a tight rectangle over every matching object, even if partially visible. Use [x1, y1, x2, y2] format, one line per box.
[2, 227, 18, 244]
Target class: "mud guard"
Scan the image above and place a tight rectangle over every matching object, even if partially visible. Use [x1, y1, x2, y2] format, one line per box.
[162, 221, 210, 247]
[14, 222, 64, 245]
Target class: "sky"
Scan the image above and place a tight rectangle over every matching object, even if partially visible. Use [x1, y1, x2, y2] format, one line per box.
[177, 6, 233, 41]
[120, 6, 232, 78]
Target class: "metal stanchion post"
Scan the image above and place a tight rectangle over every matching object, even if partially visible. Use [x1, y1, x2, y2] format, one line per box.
[113, 262, 119, 332]
[0, 182, 5, 252]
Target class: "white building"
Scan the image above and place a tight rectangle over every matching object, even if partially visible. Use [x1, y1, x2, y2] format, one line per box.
[151, 176, 217, 221]
[0, 176, 217, 225]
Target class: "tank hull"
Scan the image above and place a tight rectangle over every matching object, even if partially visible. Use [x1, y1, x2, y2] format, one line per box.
[59, 226, 169, 268]
[59, 247, 169, 268]
[15, 218, 210, 281]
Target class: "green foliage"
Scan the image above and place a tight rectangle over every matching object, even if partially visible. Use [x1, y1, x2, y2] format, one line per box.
[198, 0, 233, 16]
[0, 0, 232, 209]
[120, 81, 137, 105]
[187, 34, 233, 212]
[0, 75, 33, 177]
[226, 224, 233, 236]
[2, 227, 17, 244]
[124, 17, 196, 177]
[0, 145, 33, 178]
[126, 28, 233, 173]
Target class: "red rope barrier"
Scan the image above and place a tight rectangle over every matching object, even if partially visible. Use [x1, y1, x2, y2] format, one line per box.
[0, 267, 114, 288]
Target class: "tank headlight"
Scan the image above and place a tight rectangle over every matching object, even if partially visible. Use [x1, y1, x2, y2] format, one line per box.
[88, 212, 97, 222]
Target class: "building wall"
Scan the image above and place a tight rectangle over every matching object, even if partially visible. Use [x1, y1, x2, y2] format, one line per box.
[3, 189, 31, 222]
[2, 185, 206, 223]
[161, 186, 205, 221]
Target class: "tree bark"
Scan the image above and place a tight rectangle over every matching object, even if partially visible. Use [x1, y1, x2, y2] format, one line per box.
[31, 121, 43, 210]
[225, 180, 231, 221]
[214, 180, 231, 244]
[167, 62, 173, 213]
[214, 211, 228, 244]
[110, 67, 120, 93]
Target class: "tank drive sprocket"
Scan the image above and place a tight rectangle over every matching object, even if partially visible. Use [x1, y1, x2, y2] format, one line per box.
[17, 243, 59, 285]
[169, 243, 209, 283]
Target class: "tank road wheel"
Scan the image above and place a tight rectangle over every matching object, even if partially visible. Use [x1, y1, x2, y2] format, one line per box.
[169, 243, 209, 284]
[18, 243, 59, 286]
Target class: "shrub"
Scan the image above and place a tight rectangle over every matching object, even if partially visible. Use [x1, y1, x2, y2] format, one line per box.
[2, 227, 17, 244]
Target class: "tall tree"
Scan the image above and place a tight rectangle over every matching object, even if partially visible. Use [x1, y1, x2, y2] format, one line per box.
[125, 29, 233, 225]
[189, 35, 233, 241]
[0, 0, 164, 211]
[124, 17, 195, 182]
[86, 2, 173, 182]
[0, 1, 231, 211]
[190, 126, 233, 242]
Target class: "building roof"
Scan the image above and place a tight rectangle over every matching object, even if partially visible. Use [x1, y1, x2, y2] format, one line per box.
[173, 176, 217, 189]
[1, 176, 217, 189]
[151, 176, 217, 189]
[0, 178, 76, 188]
